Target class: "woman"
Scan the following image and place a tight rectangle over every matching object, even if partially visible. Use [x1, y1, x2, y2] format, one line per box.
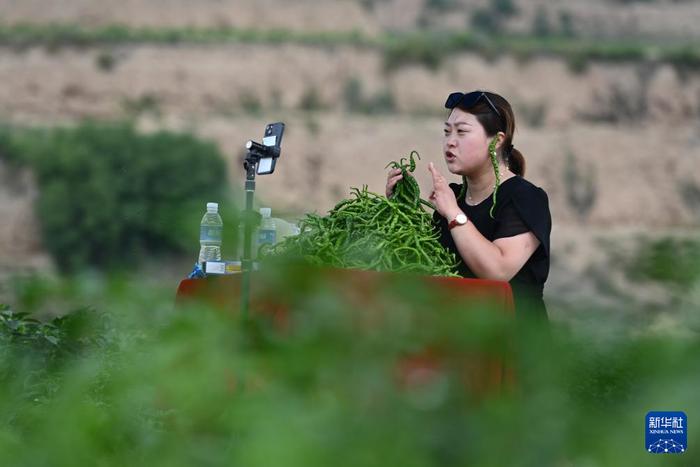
[386, 91, 551, 320]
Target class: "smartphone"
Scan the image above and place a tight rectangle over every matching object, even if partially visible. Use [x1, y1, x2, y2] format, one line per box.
[257, 122, 285, 175]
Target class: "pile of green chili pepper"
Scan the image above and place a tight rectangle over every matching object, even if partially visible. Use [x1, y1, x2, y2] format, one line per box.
[264, 151, 459, 276]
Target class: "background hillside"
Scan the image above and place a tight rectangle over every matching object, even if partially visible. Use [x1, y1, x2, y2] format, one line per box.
[1, 0, 699, 327]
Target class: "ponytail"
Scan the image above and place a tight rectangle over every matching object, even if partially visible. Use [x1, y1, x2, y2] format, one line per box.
[508, 147, 526, 177]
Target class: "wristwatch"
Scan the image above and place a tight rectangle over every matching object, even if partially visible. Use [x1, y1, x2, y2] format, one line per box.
[448, 212, 468, 230]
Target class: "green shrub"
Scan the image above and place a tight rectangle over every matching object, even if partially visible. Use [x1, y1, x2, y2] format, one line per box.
[558, 10, 576, 38]
[628, 237, 700, 288]
[0, 122, 229, 271]
[679, 180, 700, 221]
[239, 90, 262, 114]
[298, 87, 326, 112]
[492, 0, 519, 17]
[470, 8, 501, 35]
[342, 78, 396, 114]
[516, 100, 548, 127]
[121, 94, 162, 117]
[532, 6, 552, 37]
[576, 83, 648, 123]
[563, 150, 597, 221]
[425, 0, 458, 12]
[342, 77, 363, 112]
[95, 50, 117, 72]
[470, 0, 518, 35]
[383, 32, 448, 71]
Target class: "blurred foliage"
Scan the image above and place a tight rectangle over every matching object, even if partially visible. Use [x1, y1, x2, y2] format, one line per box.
[0, 303, 115, 404]
[470, 9, 501, 35]
[469, 0, 519, 35]
[627, 237, 700, 288]
[491, 0, 519, 17]
[558, 10, 577, 38]
[610, 0, 658, 3]
[238, 90, 263, 115]
[516, 99, 548, 127]
[121, 94, 162, 117]
[0, 23, 697, 73]
[532, 6, 552, 38]
[679, 180, 700, 221]
[383, 31, 452, 71]
[0, 23, 373, 49]
[95, 50, 117, 72]
[563, 150, 597, 221]
[0, 122, 231, 272]
[577, 83, 648, 123]
[470, 0, 518, 35]
[298, 87, 327, 112]
[0, 262, 699, 466]
[342, 78, 396, 114]
[425, 0, 459, 12]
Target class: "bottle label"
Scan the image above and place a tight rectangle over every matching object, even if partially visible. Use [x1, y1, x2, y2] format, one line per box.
[200, 225, 222, 242]
[257, 229, 276, 245]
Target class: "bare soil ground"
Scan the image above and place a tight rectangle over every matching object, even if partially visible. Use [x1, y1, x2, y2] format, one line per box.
[0, 44, 698, 224]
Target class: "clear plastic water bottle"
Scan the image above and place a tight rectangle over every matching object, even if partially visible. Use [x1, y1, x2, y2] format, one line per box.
[272, 217, 295, 241]
[257, 207, 277, 250]
[198, 202, 223, 264]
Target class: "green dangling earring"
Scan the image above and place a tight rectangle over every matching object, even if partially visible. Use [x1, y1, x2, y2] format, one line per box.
[488, 137, 500, 219]
[457, 137, 501, 212]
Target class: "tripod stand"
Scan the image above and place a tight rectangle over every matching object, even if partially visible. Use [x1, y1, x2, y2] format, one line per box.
[240, 150, 261, 320]
[238, 123, 284, 319]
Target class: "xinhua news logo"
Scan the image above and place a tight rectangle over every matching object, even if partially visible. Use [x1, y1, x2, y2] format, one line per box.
[646, 411, 687, 454]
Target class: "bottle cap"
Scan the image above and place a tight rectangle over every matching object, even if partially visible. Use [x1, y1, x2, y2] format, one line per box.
[207, 202, 219, 213]
[259, 207, 271, 218]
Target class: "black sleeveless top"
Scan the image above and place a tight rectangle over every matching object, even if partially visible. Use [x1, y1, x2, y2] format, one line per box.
[432, 176, 551, 321]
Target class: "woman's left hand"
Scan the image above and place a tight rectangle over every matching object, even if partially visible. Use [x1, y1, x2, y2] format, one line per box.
[428, 162, 461, 220]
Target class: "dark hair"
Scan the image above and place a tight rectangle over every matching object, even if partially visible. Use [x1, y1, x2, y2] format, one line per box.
[453, 91, 525, 176]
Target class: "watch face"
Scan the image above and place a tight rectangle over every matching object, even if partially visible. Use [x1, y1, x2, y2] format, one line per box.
[448, 213, 468, 230]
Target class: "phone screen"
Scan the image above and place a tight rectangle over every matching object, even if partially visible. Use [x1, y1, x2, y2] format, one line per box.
[256, 122, 285, 175]
[258, 158, 273, 173]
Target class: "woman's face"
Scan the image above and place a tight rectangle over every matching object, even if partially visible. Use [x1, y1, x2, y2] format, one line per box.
[442, 108, 490, 176]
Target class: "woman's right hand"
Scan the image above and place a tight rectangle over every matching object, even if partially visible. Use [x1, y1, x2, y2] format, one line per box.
[385, 168, 403, 198]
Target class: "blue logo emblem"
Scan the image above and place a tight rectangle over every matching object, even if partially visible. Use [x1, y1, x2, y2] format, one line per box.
[646, 411, 687, 454]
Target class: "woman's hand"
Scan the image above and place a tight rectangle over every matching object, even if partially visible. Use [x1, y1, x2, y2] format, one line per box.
[385, 168, 403, 198]
[428, 162, 461, 220]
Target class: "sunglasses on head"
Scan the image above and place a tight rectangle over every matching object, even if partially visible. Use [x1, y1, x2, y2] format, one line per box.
[445, 91, 503, 123]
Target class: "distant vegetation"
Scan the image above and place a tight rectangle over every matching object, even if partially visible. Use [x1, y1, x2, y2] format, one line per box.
[563, 150, 597, 221]
[0, 23, 698, 73]
[627, 236, 700, 288]
[0, 122, 231, 272]
[342, 78, 396, 114]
